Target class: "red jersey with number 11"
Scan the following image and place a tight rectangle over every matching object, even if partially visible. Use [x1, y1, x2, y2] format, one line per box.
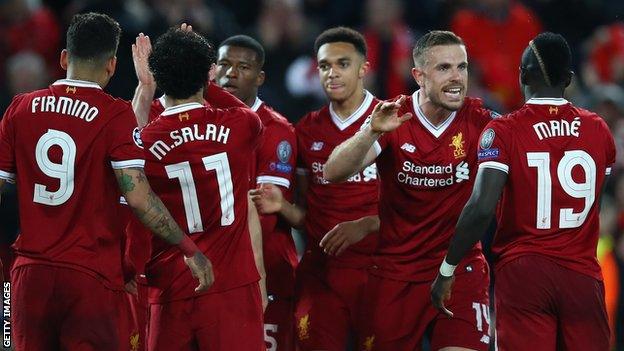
[478, 98, 616, 280]
[140, 102, 263, 303]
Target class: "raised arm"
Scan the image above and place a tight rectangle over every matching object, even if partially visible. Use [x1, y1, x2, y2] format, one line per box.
[115, 167, 214, 292]
[430, 167, 507, 316]
[324, 97, 412, 183]
[131, 33, 156, 128]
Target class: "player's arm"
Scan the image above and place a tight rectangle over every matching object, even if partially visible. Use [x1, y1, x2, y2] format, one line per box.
[115, 167, 214, 292]
[248, 196, 268, 311]
[131, 33, 156, 128]
[324, 97, 412, 183]
[320, 215, 379, 256]
[431, 167, 507, 316]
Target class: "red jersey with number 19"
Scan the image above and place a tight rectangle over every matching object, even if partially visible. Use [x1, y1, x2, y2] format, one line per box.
[0, 79, 144, 289]
[372, 91, 494, 282]
[477, 98, 616, 280]
[140, 102, 263, 303]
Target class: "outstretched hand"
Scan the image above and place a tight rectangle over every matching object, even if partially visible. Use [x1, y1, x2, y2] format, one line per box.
[131, 33, 154, 86]
[319, 220, 370, 256]
[369, 95, 412, 133]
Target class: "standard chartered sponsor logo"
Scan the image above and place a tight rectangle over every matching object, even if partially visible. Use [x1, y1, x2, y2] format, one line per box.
[312, 162, 377, 184]
[397, 161, 470, 187]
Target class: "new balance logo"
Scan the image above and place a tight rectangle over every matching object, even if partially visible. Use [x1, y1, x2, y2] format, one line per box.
[401, 143, 416, 153]
[311, 142, 324, 151]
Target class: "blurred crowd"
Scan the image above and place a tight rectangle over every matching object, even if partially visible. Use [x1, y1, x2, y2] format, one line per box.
[1, 0, 624, 349]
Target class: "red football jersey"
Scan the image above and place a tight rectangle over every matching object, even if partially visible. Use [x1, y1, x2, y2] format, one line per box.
[125, 84, 253, 277]
[140, 102, 263, 303]
[373, 91, 493, 282]
[478, 98, 616, 280]
[296, 91, 380, 268]
[0, 79, 144, 289]
[252, 98, 298, 297]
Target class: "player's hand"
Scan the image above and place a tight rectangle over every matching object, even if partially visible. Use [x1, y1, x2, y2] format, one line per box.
[124, 279, 138, 296]
[184, 252, 215, 292]
[319, 220, 369, 256]
[430, 273, 455, 318]
[369, 95, 412, 133]
[132, 33, 155, 86]
[180, 22, 193, 32]
[249, 183, 284, 214]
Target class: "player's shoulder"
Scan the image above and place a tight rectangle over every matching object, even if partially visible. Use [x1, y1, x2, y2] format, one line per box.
[258, 103, 294, 131]
[295, 105, 329, 132]
[461, 96, 501, 122]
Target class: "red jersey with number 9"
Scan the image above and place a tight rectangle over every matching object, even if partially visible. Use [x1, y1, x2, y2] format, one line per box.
[0, 79, 144, 290]
[140, 102, 263, 303]
[477, 98, 616, 280]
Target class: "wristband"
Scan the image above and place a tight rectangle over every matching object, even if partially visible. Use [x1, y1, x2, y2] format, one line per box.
[439, 259, 457, 277]
[178, 236, 199, 258]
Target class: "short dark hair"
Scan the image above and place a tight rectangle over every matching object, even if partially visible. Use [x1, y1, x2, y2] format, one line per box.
[529, 32, 572, 87]
[314, 27, 367, 57]
[149, 28, 216, 99]
[66, 12, 121, 63]
[219, 35, 265, 67]
[412, 30, 464, 66]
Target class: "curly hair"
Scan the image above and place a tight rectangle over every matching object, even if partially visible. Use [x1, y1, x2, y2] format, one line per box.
[149, 28, 216, 99]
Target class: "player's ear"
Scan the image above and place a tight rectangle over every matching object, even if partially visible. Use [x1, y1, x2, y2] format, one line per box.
[208, 63, 216, 82]
[359, 60, 370, 78]
[60, 49, 69, 71]
[106, 56, 117, 78]
[412, 67, 424, 87]
[564, 70, 573, 88]
[519, 67, 528, 86]
[256, 70, 265, 87]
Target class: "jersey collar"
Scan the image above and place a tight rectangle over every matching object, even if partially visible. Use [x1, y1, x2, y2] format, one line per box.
[161, 102, 204, 116]
[412, 90, 457, 138]
[52, 79, 102, 90]
[329, 90, 374, 131]
[526, 97, 569, 106]
[250, 97, 263, 112]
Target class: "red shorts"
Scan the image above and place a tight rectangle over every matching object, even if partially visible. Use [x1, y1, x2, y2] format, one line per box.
[495, 255, 610, 351]
[12, 264, 130, 351]
[294, 266, 369, 351]
[126, 280, 149, 351]
[147, 282, 264, 351]
[264, 297, 295, 351]
[361, 258, 490, 351]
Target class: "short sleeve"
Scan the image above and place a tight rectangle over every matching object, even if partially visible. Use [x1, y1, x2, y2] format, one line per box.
[256, 122, 296, 189]
[477, 119, 511, 174]
[107, 103, 145, 169]
[0, 95, 25, 182]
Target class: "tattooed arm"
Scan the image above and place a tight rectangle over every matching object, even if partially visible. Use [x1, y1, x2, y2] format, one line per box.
[115, 167, 214, 292]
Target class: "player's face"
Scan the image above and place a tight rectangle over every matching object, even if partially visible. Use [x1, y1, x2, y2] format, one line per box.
[216, 45, 264, 104]
[317, 42, 368, 103]
[413, 44, 468, 111]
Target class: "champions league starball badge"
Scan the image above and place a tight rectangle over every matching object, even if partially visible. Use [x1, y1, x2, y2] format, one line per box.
[480, 128, 495, 150]
[277, 140, 292, 163]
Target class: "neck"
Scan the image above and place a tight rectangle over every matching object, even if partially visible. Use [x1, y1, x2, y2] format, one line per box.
[243, 94, 258, 108]
[525, 87, 565, 101]
[417, 90, 453, 126]
[165, 90, 205, 108]
[66, 66, 106, 88]
[331, 88, 366, 121]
